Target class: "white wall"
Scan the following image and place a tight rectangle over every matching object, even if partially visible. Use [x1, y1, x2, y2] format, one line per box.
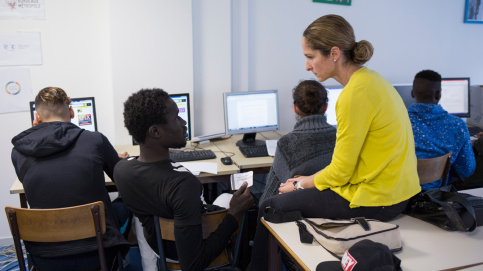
[241, 0, 483, 131]
[0, 0, 114, 245]
[110, 0, 194, 145]
[1, 0, 482, 244]
[192, 1, 231, 140]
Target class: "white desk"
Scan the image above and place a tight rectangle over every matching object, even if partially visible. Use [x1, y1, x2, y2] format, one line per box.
[10, 142, 240, 207]
[263, 188, 483, 271]
[212, 132, 285, 171]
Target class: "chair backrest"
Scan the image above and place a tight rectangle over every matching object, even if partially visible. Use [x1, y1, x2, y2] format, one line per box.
[5, 201, 109, 271]
[417, 152, 453, 186]
[154, 209, 231, 270]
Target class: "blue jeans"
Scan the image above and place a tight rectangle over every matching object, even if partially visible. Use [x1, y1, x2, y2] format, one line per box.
[247, 188, 408, 271]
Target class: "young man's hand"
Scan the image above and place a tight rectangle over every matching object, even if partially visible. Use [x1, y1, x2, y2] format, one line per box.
[228, 182, 254, 221]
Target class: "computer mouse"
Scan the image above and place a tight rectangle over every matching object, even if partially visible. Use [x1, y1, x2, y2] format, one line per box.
[221, 157, 233, 165]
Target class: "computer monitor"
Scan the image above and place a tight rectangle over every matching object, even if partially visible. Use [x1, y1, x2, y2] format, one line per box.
[170, 93, 191, 141]
[29, 97, 98, 132]
[440, 78, 470, 118]
[223, 90, 280, 147]
[325, 86, 344, 126]
[393, 78, 471, 118]
[393, 84, 414, 108]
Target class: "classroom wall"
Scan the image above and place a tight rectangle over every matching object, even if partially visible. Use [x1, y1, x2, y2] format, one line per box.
[1, 0, 482, 244]
[0, 0, 115, 245]
[241, 0, 483, 131]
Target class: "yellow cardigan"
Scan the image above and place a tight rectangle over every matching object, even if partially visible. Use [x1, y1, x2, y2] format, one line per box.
[315, 67, 421, 207]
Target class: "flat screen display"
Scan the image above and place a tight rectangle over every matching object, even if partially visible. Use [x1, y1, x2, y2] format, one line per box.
[325, 86, 343, 126]
[394, 78, 471, 118]
[224, 90, 280, 135]
[30, 97, 98, 132]
[440, 78, 470, 118]
[169, 93, 191, 141]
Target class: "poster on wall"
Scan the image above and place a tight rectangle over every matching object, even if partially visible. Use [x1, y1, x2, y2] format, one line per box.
[0, 32, 42, 66]
[0, 0, 45, 19]
[0, 68, 32, 114]
[465, 0, 483, 23]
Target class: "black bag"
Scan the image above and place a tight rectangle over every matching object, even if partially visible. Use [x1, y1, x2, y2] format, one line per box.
[404, 186, 483, 232]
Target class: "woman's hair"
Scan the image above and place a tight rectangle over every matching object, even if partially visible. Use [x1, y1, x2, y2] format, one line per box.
[303, 14, 373, 65]
[123, 88, 171, 144]
[292, 80, 328, 117]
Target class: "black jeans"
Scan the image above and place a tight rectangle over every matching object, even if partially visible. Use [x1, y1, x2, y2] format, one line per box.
[247, 188, 408, 271]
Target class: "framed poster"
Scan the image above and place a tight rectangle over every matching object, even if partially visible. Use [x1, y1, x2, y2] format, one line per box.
[465, 0, 483, 23]
[313, 0, 351, 6]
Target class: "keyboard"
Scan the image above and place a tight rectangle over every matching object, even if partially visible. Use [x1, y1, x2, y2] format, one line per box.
[239, 145, 269, 158]
[169, 150, 216, 162]
[468, 126, 483, 136]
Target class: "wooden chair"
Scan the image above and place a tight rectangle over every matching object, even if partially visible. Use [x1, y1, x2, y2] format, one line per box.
[5, 201, 123, 271]
[417, 152, 453, 186]
[154, 209, 243, 271]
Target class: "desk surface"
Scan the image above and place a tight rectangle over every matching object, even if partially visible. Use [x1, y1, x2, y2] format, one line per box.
[10, 132, 284, 194]
[263, 187, 483, 271]
[10, 141, 242, 195]
[212, 132, 285, 170]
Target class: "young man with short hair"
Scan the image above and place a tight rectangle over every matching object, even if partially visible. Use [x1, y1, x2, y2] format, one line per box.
[11, 87, 130, 271]
[408, 70, 476, 190]
[115, 88, 253, 270]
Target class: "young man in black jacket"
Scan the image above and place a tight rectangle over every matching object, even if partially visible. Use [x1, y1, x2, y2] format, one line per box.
[11, 87, 130, 270]
[115, 88, 253, 270]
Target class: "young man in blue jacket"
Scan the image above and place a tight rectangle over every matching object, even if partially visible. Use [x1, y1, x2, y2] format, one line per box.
[408, 70, 476, 190]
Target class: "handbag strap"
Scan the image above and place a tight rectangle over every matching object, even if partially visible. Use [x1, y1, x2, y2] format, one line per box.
[425, 190, 477, 232]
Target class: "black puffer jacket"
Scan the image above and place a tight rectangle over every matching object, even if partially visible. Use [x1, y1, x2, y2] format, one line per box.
[11, 122, 129, 257]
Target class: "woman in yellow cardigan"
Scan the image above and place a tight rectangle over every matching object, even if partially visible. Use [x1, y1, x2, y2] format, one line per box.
[248, 14, 421, 270]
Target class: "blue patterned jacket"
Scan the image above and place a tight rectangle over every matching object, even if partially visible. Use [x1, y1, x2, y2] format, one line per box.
[408, 103, 476, 190]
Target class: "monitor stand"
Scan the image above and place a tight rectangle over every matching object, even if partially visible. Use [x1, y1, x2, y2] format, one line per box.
[236, 133, 266, 147]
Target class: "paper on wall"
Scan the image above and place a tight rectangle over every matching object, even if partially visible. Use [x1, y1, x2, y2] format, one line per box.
[0, 0, 45, 19]
[0, 32, 42, 66]
[0, 67, 32, 114]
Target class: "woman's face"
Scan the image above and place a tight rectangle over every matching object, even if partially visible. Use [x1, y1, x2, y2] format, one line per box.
[302, 37, 335, 82]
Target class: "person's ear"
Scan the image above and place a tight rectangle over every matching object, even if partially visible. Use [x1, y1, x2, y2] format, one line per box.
[33, 112, 42, 126]
[411, 89, 415, 99]
[69, 106, 75, 119]
[321, 103, 328, 114]
[331, 46, 341, 62]
[148, 124, 163, 138]
[293, 105, 300, 115]
[435, 90, 441, 102]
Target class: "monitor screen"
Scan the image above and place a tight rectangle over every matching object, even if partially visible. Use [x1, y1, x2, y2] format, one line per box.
[30, 97, 98, 132]
[393, 84, 414, 108]
[170, 93, 191, 141]
[325, 86, 344, 126]
[224, 90, 280, 146]
[394, 78, 471, 118]
[440, 78, 470, 118]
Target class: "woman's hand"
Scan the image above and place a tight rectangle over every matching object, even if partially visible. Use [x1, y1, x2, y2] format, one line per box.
[279, 175, 307, 194]
[279, 174, 317, 194]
